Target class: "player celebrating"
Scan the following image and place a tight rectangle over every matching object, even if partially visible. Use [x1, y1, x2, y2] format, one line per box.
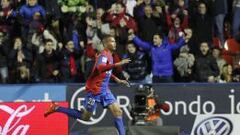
[44, 35, 131, 135]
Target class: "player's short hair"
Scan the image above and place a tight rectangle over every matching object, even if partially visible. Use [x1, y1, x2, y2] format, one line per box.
[153, 32, 164, 39]
[102, 34, 114, 46]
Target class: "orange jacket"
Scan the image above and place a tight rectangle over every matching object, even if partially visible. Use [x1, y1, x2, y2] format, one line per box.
[146, 97, 160, 121]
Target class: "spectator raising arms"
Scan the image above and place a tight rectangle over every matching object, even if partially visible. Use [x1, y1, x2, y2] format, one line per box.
[106, 2, 138, 32]
[129, 29, 186, 83]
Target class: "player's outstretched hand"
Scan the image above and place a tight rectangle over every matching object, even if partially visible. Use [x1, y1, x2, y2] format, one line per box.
[116, 58, 131, 66]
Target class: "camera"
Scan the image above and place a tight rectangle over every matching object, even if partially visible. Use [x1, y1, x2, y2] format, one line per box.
[130, 84, 153, 125]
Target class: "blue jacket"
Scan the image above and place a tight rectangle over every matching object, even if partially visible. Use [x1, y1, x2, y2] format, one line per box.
[12, 4, 46, 25]
[133, 36, 185, 77]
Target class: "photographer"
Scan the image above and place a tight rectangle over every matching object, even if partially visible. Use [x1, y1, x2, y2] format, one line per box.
[131, 84, 169, 126]
[145, 86, 169, 126]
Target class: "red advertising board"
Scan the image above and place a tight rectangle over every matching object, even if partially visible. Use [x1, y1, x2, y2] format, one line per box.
[0, 102, 68, 135]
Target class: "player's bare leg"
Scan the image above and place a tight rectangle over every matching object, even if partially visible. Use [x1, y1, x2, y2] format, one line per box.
[108, 102, 125, 135]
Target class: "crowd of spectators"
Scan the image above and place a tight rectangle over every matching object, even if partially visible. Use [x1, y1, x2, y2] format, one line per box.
[0, 0, 240, 83]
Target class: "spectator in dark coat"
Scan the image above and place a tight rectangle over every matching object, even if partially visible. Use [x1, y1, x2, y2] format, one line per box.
[133, 0, 153, 21]
[40, 0, 62, 42]
[209, 0, 228, 46]
[137, 5, 166, 42]
[40, 0, 61, 21]
[190, 2, 213, 46]
[122, 42, 148, 82]
[59, 40, 83, 83]
[232, 0, 240, 37]
[8, 37, 33, 83]
[184, 28, 198, 56]
[0, 0, 16, 37]
[16, 63, 32, 83]
[0, 32, 9, 83]
[193, 42, 220, 82]
[35, 39, 61, 83]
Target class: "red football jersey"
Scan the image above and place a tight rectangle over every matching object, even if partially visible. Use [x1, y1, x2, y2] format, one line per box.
[86, 49, 117, 95]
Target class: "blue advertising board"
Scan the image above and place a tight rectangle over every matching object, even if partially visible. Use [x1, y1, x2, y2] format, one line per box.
[0, 84, 66, 102]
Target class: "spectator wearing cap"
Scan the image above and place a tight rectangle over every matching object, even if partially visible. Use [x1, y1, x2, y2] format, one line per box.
[129, 31, 186, 83]
[193, 42, 219, 82]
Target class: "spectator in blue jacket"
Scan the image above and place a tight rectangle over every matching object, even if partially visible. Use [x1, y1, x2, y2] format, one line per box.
[18, 0, 46, 22]
[11, 0, 46, 41]
[128, 30, 185, 83]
